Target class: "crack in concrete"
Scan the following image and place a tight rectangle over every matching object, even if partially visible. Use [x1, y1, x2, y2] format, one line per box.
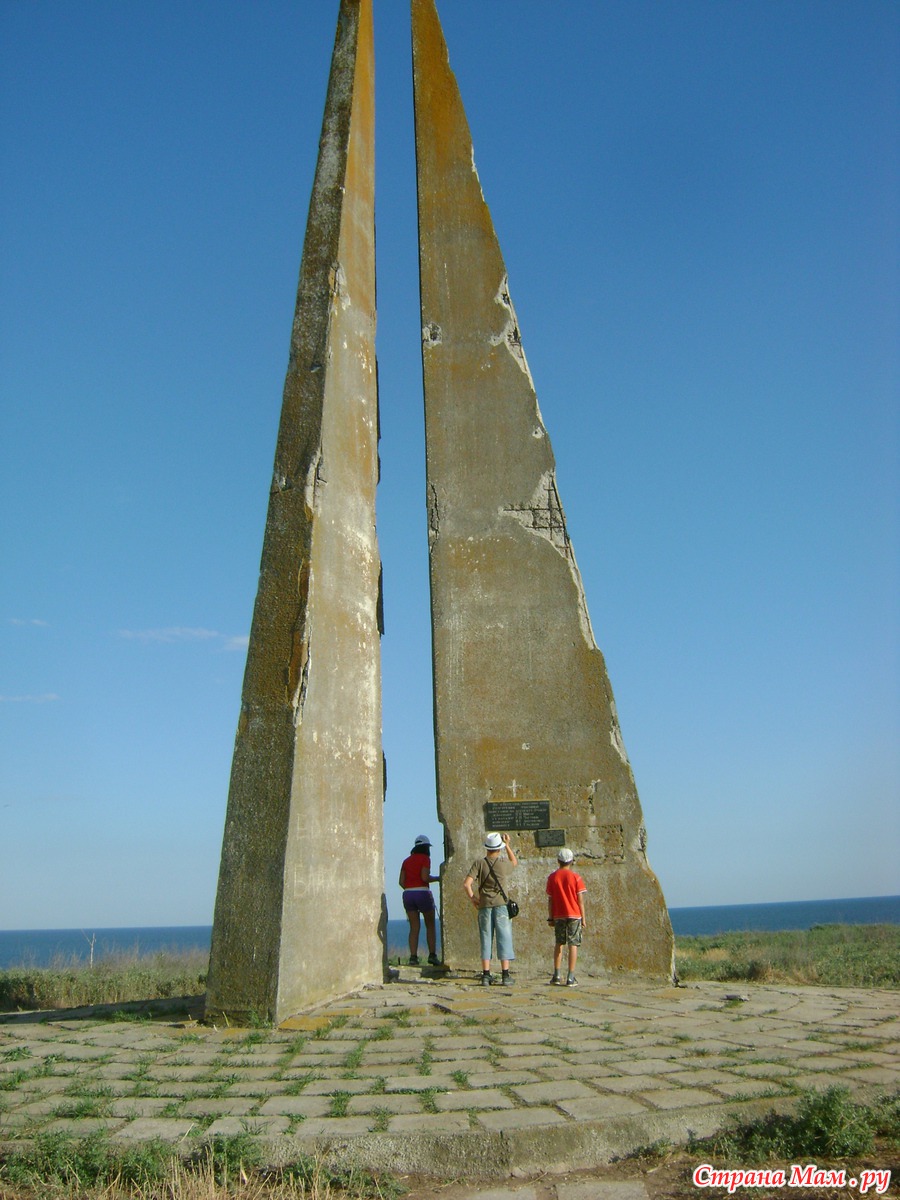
[428, 483, 440, 545]
[304, 451, 326, 512]
[491, 275, 534, 384]
[288, 561, 312, 727]
[609, 697, 629, 765]
[330, 261, 351, 311]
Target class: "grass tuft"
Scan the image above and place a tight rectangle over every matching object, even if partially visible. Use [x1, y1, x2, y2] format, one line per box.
[691, 1086, 898, 1163]
[197, 1131, 264, 1182]
[280, 1152, 405, 1197]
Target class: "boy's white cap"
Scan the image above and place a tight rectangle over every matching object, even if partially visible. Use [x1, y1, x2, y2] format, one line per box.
[414, 834, 432, 846]
[557, 847, 574, 863]
[484, 832, 503, 850]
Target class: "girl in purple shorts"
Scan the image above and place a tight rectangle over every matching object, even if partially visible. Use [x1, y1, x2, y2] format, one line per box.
[399, 834, 441, 966]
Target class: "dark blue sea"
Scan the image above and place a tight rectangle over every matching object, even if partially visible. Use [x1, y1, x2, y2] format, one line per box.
[1, 896, 897, 969]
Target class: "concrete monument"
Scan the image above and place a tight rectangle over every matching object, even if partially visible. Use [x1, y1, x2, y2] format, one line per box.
[206, 0, 383, 1022]
[412, 0, 674, 979]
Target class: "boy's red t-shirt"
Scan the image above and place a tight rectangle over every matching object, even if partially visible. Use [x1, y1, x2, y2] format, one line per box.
[546, 867, 586, 919]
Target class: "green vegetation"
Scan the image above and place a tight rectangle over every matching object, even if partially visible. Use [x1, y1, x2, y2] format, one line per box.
[0, 1131, 404, 1198]
[0, 1130, 175, 1192]
[281, 1154, 405, 1198]
[675, 923, 900, 988]
[0, 948, 208, 1012]
[690, 1086, 900, 1163]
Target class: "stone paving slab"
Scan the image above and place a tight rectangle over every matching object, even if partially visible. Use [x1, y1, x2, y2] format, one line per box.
[435, 1089, 513, 1112]
[228, 1079, 293, 1096]
[509, 1081, 598, 1105]
[108, 1098, 173, 1118]
[256, 1095, 331, 1117]
[384, 1075, 459, 1092]
[302, 1077, 376, 1095]
[389, 1112, 471, 1133]
[346, 1093, 421, 1115]
[476, 1106, 569, 1130]
[289, 1116, 375, 1138]
[205, 1116, 291, 1138]
[0, 978, 897, 1185]
[112, 1118, 196, 1142]
[556, 1095, 647, 1121]
[466, 1071, 541, 1088]
[42, 1117, 122, 1136]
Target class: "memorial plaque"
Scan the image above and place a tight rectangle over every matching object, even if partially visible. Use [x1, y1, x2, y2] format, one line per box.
[535, 828, 565, 849]
[484, 801, 550, 831]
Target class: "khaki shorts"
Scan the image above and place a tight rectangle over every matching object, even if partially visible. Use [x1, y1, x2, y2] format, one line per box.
[554, 918, 582, 946]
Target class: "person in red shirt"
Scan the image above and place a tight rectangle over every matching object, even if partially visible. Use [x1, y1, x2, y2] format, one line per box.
[398, 834, 441, 966]
[546, 848, 587, 986]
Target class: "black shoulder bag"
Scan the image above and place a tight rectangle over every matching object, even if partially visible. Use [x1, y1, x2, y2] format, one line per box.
[485, 858, 519, 919]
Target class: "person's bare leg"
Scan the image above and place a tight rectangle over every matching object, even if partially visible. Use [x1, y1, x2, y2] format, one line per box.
[568, 944, 578, 974]
[553, 944, 564, 974]
[423, 911, 437, 956]
[407, 911, 420, 959]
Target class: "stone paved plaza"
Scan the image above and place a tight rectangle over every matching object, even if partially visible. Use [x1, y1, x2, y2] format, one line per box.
[1, 976, 897, 1185]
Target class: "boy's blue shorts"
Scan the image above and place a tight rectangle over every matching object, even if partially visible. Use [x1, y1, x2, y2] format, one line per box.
[478, 904, 515, 961]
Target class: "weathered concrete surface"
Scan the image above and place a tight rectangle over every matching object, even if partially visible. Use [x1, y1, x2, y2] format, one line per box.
[2, 978, 896, 1184]
[206, 0, 383, 1023]
[411, 0, 674, 980]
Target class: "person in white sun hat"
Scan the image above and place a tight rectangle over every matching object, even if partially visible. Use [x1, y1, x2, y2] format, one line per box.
[463, 832, 518, 986]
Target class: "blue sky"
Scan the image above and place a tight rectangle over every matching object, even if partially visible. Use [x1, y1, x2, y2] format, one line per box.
[2, 1, 897, 930]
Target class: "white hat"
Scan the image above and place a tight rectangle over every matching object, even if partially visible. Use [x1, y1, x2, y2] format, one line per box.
[557, 847, 574, 863]
[414, 834, 432, 847]
[484, 832, 503, 850]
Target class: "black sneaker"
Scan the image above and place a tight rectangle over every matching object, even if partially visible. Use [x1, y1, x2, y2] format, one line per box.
[427, 953, 440, 966]
[549, 972, 561, 985]
[501, 971, 513, 986]
[408, 955, 419, 966]
[481, 971, 493, 987]
[566, 974, 577, 987]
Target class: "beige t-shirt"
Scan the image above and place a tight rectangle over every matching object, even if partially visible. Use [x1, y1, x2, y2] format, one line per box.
[468, 856, 512, 908]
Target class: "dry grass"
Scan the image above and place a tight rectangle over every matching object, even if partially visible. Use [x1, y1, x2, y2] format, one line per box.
[1, 1157, 362, 1198]
[0, 1135, 403, 1200]
[0, 949, 208, 1012]
[675, 922, 900, 988]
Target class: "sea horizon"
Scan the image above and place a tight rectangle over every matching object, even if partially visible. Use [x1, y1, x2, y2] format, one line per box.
[1, 894, 897, 970]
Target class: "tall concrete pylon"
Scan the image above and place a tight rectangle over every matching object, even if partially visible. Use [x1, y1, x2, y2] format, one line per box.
[206, 0, 383, 1022]
[412, 0, 675, 980]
